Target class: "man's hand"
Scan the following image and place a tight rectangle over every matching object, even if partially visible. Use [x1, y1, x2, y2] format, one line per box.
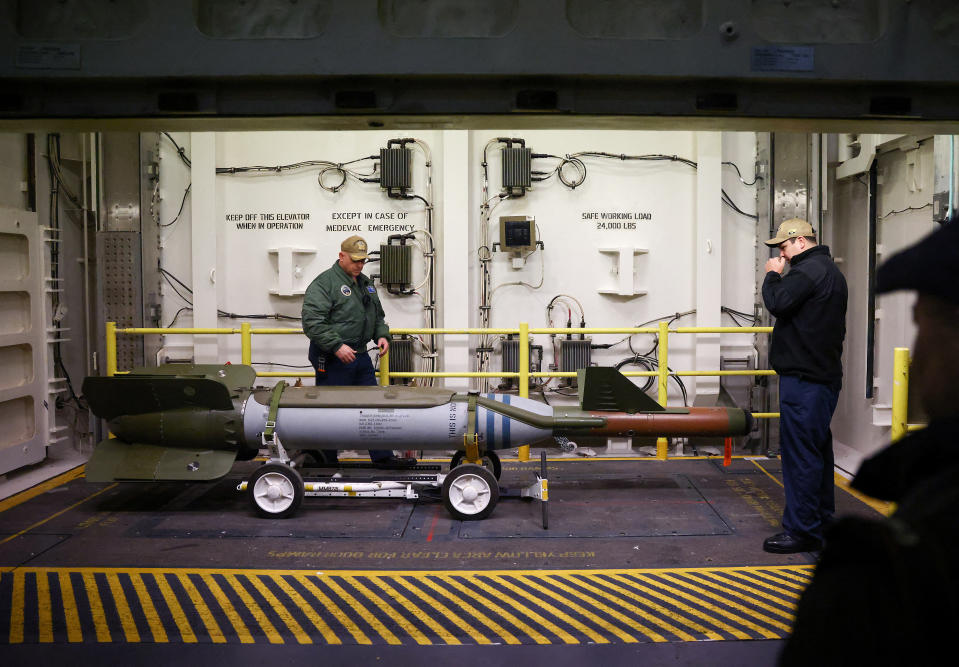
[335, 344, 356, 363]
[765, 257, 786, 274]
[377, 337, 390, 355]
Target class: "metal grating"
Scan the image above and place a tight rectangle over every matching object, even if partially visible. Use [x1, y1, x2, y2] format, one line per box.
[97, 231, 143, 370]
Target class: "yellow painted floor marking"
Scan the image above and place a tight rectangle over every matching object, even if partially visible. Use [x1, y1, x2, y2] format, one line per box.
[473, 575, 588, 644]
[563, 574, 700, 642]
[82, 572, 112, 642]
[588, 575, 724, 640]
[438, 574, 550, 645]
[223, 574, 283, 644]
[245, 574, 310, 645]
[200, 573, 254, 644]
[656, 574, 789, 636]
[750, 460, 784, 488]
[416, 575, 520, 645]
[607, 574, 750, 640]
[0, 564, 820, 577]
[391, 575, 493, 646]
[106, 572, 141, 642]
[529, 574, 652, 643]
[751, 568, 813, 589]
[0, 465, 85, 514]
[130, 572, 167, 643]
[271, 575, 339, 644]
[499, 575, 619, 644]
[37, 570, 53, 643]
[293, 575, 371, 645]
[369, 576, 462, 645]
[0, 483, 118, 547]
[176, 573, 225, 644]
[833, 472, 893, 516]
[723, 569, 805, 597]
[342, 575, 430, 645]
[750, 461, 887, 516]
[634, 574, 771, 639]
[154, 573, 197, 643]
[691, 572, 796, 619]
[59, 571, 84, 643]
[9, 571, 25, 643]
[320, 576, 399, 645]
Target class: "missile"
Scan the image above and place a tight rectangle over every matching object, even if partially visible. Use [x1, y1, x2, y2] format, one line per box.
[81, 364, 753, 483]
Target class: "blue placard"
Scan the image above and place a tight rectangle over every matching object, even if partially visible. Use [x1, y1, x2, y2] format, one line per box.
[751, 46, 814, 72]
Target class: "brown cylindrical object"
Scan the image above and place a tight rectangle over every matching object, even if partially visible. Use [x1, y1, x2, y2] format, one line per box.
[580, 407, 753, 438]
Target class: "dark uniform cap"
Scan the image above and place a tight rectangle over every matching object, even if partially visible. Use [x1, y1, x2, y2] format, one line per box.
[341, 235, 369, 261]
[877, 218, 959, 304]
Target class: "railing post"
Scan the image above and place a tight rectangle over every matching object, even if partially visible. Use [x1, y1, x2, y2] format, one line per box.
[656, 320, 669, 460]
[518, 321, 531, 462]
[891, 347, 910, 442]
[105, 321, 117, 377]
[379, 348, 390, 387]
[241, 322, 252, 366]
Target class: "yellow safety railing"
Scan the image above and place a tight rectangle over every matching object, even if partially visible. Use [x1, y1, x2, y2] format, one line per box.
[107, 320, 779, 461]
[891, 346, 926, 442]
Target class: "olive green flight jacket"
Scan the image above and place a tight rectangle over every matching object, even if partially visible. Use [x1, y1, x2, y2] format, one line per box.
[301, 261, 391, 355]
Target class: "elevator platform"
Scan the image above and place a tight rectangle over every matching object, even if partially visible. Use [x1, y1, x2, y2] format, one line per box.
[0, 455, 886, 663]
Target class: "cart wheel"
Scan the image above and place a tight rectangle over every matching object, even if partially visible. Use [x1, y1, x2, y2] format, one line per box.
[442, 464, 499, 521]
[248, 463, 304, 519]
[450, 449, 502, 480]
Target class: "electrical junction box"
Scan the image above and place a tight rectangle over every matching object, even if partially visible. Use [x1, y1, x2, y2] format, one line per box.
[379, 242, 413, 290]
[379, 146, 412, 194]
[499, 216, 536, 253]
[502, 147, 532, 192]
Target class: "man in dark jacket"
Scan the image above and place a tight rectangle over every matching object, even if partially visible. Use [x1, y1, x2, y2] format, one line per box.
[761, 219, 848, 553]
[781, 218, 959, 666]
[301, 235, 415, 467]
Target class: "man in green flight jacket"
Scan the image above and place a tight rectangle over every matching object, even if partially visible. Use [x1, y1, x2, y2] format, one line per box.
[301, 235, 416, 468]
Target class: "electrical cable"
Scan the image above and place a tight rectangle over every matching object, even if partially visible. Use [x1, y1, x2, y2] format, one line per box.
[531, 150, 758, 220]
[721, 305, 758, 327]
[162, 132, 191, 168]
[215, 154, 379, 194]
[615, 355, 656, 393]
[877, 202, 932, 220]
[159, 183, 191, 228]
[490, 245, 545, 298]
[165, 306, 192, 328]
[159, 268, 301, 320]
[45, 134, 85, 409]
[722, 160, 760, 186]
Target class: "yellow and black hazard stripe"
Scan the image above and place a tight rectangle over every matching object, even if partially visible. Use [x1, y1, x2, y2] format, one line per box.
[1, 565, 813, 645]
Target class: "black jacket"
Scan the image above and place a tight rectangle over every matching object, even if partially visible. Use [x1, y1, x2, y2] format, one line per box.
[762, 245, 847, 388]
[780, 418, 959, 666]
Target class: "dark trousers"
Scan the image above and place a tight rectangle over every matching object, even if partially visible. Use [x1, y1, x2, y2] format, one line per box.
[779, 374, 840, 541]
[314, 352, 393, 462]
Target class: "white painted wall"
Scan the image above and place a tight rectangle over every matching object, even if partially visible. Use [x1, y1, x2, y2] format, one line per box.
[157, 129, 761, 404]
[467, 130, 758, 405]
[829, 137, 938, 472]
